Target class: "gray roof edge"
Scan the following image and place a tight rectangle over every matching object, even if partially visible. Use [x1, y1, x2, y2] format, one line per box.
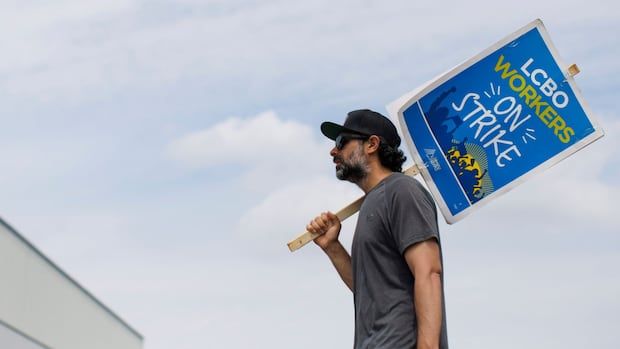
[0, 216, 144, 341]
[0, 317, 53, 349]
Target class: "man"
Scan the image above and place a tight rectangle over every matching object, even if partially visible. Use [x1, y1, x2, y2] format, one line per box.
[307, 109, 448, 349]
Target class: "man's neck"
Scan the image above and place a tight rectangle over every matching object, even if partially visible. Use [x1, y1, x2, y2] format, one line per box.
[356, 166, 394, 194]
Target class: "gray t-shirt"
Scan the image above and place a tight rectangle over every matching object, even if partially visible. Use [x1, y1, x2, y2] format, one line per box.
[351, 173, 448, 349]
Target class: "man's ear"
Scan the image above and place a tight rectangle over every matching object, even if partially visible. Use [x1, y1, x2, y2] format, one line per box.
[366, 135, 381, 154]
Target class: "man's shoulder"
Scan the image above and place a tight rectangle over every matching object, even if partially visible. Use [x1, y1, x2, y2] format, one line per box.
[384, 172, 435, 204]
[385, 172, 424, 191]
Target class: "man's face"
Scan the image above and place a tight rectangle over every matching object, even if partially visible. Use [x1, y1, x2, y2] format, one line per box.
[331, 134, 369, 183]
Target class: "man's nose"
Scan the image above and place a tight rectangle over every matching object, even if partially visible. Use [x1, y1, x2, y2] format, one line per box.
[330, 146, 338, 157]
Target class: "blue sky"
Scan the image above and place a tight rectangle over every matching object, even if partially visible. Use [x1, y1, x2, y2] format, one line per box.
[1, 1, 619, 348]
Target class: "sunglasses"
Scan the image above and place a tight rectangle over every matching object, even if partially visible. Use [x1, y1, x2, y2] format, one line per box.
[335, 133, 369, 150]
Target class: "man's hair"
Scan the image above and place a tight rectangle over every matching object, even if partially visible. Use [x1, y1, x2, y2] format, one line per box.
[377, 138, 407, 172]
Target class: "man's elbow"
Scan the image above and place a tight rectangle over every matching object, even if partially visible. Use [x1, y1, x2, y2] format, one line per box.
[404, 238, 443, 281]
[429, 264, 442, 279]
[419, 267, 442, 284]
[413, 259, 442, 280]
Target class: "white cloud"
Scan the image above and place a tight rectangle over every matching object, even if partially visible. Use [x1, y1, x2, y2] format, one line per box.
[1, 0, 618, 103]
[165, 111, 318, 167]
[165, 110, 341, 200]
[445, 251, 620, 348]
[0, 1, 131, 62]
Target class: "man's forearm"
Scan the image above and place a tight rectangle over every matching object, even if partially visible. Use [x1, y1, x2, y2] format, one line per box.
[414, 271, 443, 349]
[322, 242, 353, 291]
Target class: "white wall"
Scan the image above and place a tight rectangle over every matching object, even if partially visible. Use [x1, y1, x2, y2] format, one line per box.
[0, 219, 143, 349]
[0, 320, 47, 349]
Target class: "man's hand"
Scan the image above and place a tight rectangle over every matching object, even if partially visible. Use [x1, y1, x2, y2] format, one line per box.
[306, 211, 341, 250]
[307, 211, 352, 291]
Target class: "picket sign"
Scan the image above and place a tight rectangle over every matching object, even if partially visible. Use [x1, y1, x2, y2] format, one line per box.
[287, 19, 603, 251]
[386, 18, 603, 224]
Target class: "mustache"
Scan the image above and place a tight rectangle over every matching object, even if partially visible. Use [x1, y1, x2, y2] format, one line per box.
[333, 156, 343, 163]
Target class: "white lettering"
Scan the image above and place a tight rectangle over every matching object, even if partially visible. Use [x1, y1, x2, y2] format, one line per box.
[552, 91, 569, 108]
[451, 93, 480, 112]
[469, 112, 497, 139]
[496, 145, 522, 167]
[530, 68, 548, 86]
[540, 78, 558, 97]
[520, 58, 535, 77]
[453, 94, 523, 168]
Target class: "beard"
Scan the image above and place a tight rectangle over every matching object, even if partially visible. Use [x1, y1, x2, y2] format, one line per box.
[334, 144, 369, 183]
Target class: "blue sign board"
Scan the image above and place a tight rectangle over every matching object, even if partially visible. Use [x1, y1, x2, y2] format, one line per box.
[388, 19, 604, 223]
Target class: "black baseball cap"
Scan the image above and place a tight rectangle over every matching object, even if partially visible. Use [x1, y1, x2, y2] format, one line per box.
[321, 109, 401, 147]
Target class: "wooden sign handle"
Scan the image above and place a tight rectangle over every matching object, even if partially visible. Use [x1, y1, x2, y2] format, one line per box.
[567, 63, 580, 77]
[287, 165, 421, 252]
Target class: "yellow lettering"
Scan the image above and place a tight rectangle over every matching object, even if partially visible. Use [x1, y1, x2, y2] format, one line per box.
[559, 127, 575, 143]
[528, 95, 549, 115]
[508, 74, 527, 92]
[518, 85, 538, 105]
[494, 55, 518, 79]
[548, 115, 566, 135]
[538, 106, 556, 125]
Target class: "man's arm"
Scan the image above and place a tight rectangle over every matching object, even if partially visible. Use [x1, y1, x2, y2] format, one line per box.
[307, 212, 353, 291]
[404, 238, 443, 349]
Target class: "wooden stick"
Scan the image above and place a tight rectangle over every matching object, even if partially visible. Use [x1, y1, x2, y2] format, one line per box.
[567, 63, 580, 77]
[287, 165, 421, 252]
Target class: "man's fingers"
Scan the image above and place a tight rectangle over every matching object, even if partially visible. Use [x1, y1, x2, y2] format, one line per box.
[307, 212, 339, 237]
[310, 219, 324, 233]
[326, 211, 340, 224]
[307, 219, 322, 234]
[319, 213, 331, 228]
[316, 214, 329, 230]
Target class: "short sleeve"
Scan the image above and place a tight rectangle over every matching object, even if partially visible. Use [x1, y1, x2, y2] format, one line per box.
[386, 176, 439, 255]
